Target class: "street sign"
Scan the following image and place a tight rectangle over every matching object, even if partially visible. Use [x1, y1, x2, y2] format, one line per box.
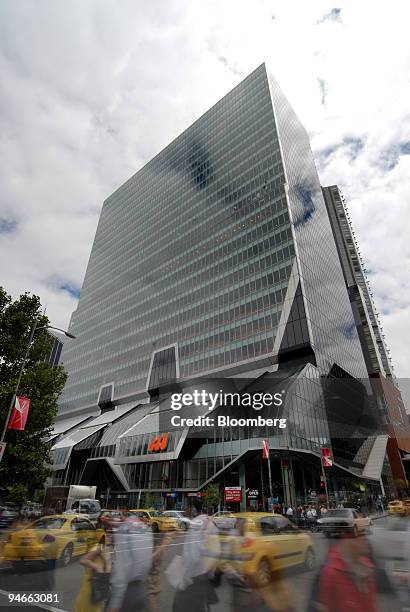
[247, 489, 259, 498]
[0, 442, 6, 462]
[224, 487, 242, 503]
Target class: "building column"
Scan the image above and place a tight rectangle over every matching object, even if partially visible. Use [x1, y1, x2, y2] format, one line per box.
[281, 456, 291, 507]
[289, 457, 296, 507]
[301, 461, 307, 504]
[239, 462, 246, 512]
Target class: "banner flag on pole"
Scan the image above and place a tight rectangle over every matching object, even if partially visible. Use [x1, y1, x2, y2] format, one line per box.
[7, 396, 30, 431]
[262, 439, 269, 459]
[321, 447, 333, 468]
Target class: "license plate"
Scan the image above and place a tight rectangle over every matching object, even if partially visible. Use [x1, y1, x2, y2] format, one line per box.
[20, 539, 31, 545]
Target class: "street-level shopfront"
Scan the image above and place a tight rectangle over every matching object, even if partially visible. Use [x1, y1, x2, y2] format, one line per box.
[110, 444, 385, 512]
[50, 365, 393, 509]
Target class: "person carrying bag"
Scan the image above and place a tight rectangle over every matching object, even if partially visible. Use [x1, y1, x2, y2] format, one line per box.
[75, 541, 112, 612]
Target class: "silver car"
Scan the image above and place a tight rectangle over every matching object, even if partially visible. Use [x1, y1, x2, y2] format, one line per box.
[162, 510, 191, 530]
[317, 508, 372, 537]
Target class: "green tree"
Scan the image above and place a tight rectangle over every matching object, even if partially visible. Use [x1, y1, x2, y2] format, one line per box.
[0, 287, 67, 498]
[7, 483, 28, 506]
[202, 483, 220, 512]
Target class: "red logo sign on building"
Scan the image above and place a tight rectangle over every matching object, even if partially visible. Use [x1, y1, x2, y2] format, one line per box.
[224, 487, 242, 503]
[148, 432, 169, 452]
[7, 396, 30, 431]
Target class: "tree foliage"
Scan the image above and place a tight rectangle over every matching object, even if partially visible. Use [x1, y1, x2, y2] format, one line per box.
[202, 483, 220, 511]
[0, 287, 67, 498]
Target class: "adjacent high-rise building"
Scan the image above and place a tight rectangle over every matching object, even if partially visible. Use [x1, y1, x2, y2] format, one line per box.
[45, 333, 64, 367]
[323, 185, 410, 483]
[322, 185, 394, 380]
[51, 64, 397, 508]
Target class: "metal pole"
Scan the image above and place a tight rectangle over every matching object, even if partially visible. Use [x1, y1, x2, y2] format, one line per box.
[321, 457, 329, 509]
[260, 456, 266, 511]
[267, 448, 274, 503]
[1, 320, 38, 443]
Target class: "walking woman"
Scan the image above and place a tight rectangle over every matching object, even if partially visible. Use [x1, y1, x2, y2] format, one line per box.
[74, 541, 112, 612]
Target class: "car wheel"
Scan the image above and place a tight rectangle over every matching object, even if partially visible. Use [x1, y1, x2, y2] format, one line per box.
[255, 558, 272, 587]
[152, 523, 159, 533]
[180, 521, 188, 531]
[304, 547, 315, 571]
[60, 543, 73, 567]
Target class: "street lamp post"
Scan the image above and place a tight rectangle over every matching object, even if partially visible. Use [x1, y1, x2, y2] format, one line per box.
[0, 320, 75, 443]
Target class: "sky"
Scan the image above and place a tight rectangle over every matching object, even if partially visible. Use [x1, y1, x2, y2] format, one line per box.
[0, 1, 409, 401]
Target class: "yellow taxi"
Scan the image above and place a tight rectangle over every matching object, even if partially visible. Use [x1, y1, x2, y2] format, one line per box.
[207, 512, 315, 585]
[128, 509, 179, 532]
[387, 500, 407, 516]
[3, 514, 105, 569]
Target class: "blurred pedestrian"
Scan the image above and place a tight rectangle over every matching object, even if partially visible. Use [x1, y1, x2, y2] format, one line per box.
[75, 540, 111, 612]
[286, 506, 293, 520]
[315, 534, 378, 612]
[172, 501, 219, 612]
[146, 533, 174, 612]
[107, 517, 153, 612]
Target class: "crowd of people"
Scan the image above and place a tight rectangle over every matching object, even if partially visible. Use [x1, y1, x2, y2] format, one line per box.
[1, 498, 408, 612]
[69, 500, 409, 612]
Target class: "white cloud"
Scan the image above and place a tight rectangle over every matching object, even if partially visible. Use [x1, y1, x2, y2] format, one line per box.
[0, 0, 409, 398]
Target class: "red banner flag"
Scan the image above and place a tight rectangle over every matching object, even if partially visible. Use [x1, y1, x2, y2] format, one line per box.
[321, 447, 333, 468]
[7, 396, 30, 431]
[262, 439, 269, 459]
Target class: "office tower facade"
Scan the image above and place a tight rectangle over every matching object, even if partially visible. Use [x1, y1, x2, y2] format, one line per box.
[51, 64, 389, 508]
[59, 64, 367, 418]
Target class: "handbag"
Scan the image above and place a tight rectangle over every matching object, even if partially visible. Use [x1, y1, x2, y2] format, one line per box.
[90, 571, 111, 604]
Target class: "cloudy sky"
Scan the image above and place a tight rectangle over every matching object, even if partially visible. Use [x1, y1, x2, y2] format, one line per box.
[1, 1, 409, 394]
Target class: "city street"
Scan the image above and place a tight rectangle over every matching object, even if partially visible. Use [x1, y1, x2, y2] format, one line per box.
[0, 517, 403, 612]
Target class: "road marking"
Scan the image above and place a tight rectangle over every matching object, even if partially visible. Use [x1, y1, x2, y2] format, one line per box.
[0, 589, 69, 612]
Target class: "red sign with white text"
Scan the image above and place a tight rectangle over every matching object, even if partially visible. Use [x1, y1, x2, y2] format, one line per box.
[7, 396, 30, 431]
[224, 487, 242, 503]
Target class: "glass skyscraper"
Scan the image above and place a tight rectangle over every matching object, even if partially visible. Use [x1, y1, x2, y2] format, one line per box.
[49, 63, 400, 509]
[58, 63, 368, 417]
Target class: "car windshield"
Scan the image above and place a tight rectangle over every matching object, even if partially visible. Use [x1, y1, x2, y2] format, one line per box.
[150, 511, 162, 517]
[325, 510, 352, 517]
[33, 518, 66, 529]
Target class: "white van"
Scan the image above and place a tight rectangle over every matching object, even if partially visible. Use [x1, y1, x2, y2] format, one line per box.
[64, 498, 101, 522]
